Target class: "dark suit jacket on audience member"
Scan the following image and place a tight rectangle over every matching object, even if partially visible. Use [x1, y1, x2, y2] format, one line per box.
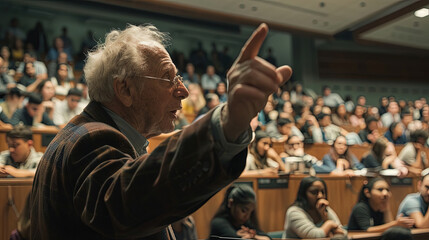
[30, 101, 247, 239]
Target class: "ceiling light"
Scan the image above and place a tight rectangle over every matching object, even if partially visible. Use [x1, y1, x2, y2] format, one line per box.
[414, 8, 429, 18]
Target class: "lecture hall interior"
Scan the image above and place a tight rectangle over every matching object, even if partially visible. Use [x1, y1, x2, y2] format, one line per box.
[1, 0, 429, 239]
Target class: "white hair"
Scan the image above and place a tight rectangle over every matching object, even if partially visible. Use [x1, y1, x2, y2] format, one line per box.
[84, 24, 170, 103]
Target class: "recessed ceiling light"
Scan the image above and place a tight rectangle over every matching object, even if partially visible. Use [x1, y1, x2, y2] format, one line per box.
[414, 8, 429, 18]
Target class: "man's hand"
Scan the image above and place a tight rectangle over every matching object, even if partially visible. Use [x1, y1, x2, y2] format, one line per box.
[222, 23, 292, 142]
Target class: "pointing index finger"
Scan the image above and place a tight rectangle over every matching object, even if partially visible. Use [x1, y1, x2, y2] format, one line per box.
[236, 23, 268, 64]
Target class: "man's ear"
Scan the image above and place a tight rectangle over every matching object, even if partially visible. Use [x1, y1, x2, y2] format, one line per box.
[26, 139, 34, 147]
[113, 77, 132, 107]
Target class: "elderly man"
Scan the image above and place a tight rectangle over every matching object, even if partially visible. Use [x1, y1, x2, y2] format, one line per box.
[30, 23, 292, 239]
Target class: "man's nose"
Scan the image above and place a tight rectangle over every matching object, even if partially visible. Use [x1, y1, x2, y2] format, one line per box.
[174, 81, 189, 99]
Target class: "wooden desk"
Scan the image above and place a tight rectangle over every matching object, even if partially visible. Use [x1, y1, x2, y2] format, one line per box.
[0, 126, 59, 153]
[192, 174, 420, 239]
[0, 178, 33, 240]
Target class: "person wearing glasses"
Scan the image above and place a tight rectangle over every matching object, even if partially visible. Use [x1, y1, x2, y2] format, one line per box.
[241, 130, 285, 177]
[348, 177, 414, 231]
[52, 88, 84, 127]
[30, 23, 292, 239]
[283, 176, 346, 238]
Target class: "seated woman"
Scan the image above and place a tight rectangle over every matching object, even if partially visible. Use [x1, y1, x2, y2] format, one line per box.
[348, 177, 414, 232]
[313, 135, 364, 176]
[361, 137, 408, 176]
[35, 80, 59, 121]
[241, 130, 285, 177]
[331, 104, 351, 127]
[349, 105, 366, 130]
[283, 176, 346, 239]
[210, 184, 270, 239]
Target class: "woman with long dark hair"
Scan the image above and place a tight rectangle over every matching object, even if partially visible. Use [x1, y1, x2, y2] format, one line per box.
[210, 184, 270, 239]
[241, 130, 285, 177]
[348, 177, 414, 231]
[283, 176, 345, 238]
[313, 135, 364, 176]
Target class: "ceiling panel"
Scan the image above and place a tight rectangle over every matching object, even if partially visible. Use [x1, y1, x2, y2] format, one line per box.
[161, 0, 402, 34]
[359, 4, 429, 50]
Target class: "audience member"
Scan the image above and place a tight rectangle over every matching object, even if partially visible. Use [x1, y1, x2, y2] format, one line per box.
[210, 184, 270, 239]
[45, 37, 73, 63]
[397, 130, 429, 175]
[18, 62, 38, 90]
[60, 26, 74, 55]
[7, 18, 26, 41]
[11, 38, 25, 62]
[201, 65, 221, 93]
[0, 56, 15, 93]
[242, 130, 285, 177]
[397, 170, 429, 228]
[0, 87, 24, 119]
[281, 135, 318, 174]
[266, 117, 293, 141]
[26, 21, 48, 58]
[182, 63, 199, 85]
[35, 79, 58, 121]
[53, 88, 84, 127]
[384, 122, 407, 145]
[196, 93, 220, 118]
[0, 125, 43, 177]
[359, 116, 380, 144]
[331, 104, 350, 127]
[47, 51, 74, 80]
[348, 177, 414, 231]
[15, 52, 47, 78]
[322, 86, 344, 108]
[10, 92, 55, 127]
[50, 62, 73, 95]
[312, 113, 362, 145]
[381, 101, 401, 127]
[313, 135, 364, 176]
[361, 137, 408, 176]
[1, 46, 15, 73]
[290, 83, 304, 104]
[181, 83, 205, 117]
[215, 82, 228, 103]
[349, 104, 366, 130]
[283, 176, 346, 239]
[378, 97, 389, 116]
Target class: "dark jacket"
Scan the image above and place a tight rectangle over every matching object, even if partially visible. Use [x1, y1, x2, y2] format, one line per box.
[30, 101, 247, 239]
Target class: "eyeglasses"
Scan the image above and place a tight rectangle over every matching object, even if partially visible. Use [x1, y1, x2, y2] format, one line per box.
[135, 74, 184, 88]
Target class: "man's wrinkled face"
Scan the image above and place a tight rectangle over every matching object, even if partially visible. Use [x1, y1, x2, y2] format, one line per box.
[130, 45, 189, 137]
